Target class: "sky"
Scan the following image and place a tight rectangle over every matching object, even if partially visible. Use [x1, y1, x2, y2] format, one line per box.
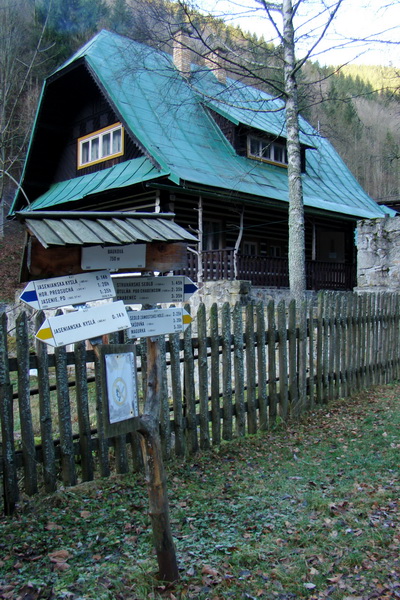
[197, 0, 400, 67]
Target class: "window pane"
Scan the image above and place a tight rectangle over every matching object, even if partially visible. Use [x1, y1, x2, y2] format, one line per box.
[102, 133, 111, 157]
[112, 129, 122, 154]
[274, 144, 284, 163]
[81, 141, 90, 164]
[91, 138, 99, 160]
[261, 142, 271, 159]
[249, 137, 259, 156]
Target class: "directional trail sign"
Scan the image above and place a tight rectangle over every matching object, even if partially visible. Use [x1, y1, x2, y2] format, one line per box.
[36, 301, 130, 347]
[126, 307, 192, 338]
[20, 271, 115, 310]
[81, 244, 146, 270]
[112, 275, 198, 305]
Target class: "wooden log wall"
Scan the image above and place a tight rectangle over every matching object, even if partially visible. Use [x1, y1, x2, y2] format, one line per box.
[0, 292, 399, 514]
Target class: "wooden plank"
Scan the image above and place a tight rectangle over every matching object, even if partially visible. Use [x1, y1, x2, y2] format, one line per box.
[328, 293, 335, 402]
[0, 383, 19, 515]
[232, 302, 244, 437]
[245, 303, 257, 434]
[209, 303, 221, 446]
[277, 300, 288, 420]
[316, 293, 323, 405]
[267, 300, 277, 425]
[159, 335, 172, 460]
[322, 293, 329, 404]
[169, 331, 185, 456]
[24, 236, 189, 280]
[364, 294, 372, 388]
[340, 294, 348, 398]
[16, 312, 38, 495]
[73, 341, 94, 482]
[35, 312, 57, 492]
[54, 345, 77, 486]
[288, 299, 298, 418]
[222, 302, 233, 440]
[308, 302, 315, 409]
[256, 302, 268, 431]
[93, 349, 110, 477]
[297, 300, 308, 413]
[197, 303, 210, 450]
[183, 305, 198, 454]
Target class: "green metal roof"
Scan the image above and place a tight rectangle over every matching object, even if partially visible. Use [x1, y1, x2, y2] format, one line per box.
[13, 29, 393, 220]
[27, 157, 168, 211]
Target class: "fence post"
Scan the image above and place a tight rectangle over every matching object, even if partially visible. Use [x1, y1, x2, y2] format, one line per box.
[209, 303, 220, 446]
[232, 302, 244, 437]
[222, 302, 233, 440]
[245, 303, 257, 434]
[288, 299, 298, 418]
[277, 300, 288, 420]
[267, 300, 277, 425]
[35, 311, 57, 492]
[16, 311, 38, 496]
[256, 302, 268, 431]
[197, 303, 210, 450]
[169, 331, 185, 456]
[55, 345, 77, 487]
[183, 304, 198, 454]
[0, 312, 18, 515]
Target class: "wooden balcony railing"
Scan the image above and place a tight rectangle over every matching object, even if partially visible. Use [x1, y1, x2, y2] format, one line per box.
[176, 249, 356, 291]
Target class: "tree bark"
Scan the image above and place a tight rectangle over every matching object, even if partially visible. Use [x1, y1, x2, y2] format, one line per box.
[282, 0, 306, 303]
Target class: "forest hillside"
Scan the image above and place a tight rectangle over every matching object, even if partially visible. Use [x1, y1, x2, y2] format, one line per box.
[0, 0, 399, 301]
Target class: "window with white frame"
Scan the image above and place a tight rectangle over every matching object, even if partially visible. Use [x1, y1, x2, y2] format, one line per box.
[247, 135, 288, 167]
[78, 123, 124, 169]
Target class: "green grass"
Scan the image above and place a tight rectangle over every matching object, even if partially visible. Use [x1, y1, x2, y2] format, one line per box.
[1, 383, 399, 599]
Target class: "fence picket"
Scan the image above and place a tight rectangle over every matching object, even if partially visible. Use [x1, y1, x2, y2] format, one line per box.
[16, 312, 38, 495]
[288, 299, 298, 418]
[160, 335, 172, 460]
[35, 312, 57, 492]
[169, 331, 185, 456]
[197, 303, 210, 450]
[232, 302, 244, 437]
[256, 302, 268, 431]
[245, 303, 257, 434]
[209, 303, 220, 446]
[277, 300, 288, 419]
[267, 300, 277, 424]
[222, 302, 233, 440]
[94, 350, 110, 477]
[183, 305, 198, 454]
[54, 345, 77, 486]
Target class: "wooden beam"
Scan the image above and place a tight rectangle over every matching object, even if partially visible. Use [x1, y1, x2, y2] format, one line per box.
[20, 237, 189, 281]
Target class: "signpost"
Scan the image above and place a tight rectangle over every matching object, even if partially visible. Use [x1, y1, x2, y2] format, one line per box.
[126, 307, 192, 339]
[19, 271, 115, 310]
[81, 243, 146, 270]
[35, 301, 130, 347]
[112, 275, 198, 304]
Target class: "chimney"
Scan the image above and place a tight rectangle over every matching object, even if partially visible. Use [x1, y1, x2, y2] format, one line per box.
[204, 49, 227, 85]
[173, 30, 191, 78]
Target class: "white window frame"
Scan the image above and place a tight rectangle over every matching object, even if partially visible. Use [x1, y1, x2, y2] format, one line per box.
[247, 135, 288, 167]
[78, 122, 124, 169]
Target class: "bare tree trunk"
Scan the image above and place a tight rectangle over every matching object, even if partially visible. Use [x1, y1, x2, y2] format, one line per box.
[233, 207, 244, 280]
[282, 0, 306, 303]
[137, 337, 179, 582]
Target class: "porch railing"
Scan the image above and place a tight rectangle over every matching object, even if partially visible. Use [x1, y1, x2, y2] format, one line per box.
[177, 249, 356, 291]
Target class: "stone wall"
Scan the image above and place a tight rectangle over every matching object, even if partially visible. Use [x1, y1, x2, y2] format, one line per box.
[356, 217, 400, 292]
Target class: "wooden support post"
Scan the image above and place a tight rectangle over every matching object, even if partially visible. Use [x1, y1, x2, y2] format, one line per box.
[137, 337, 179, 582]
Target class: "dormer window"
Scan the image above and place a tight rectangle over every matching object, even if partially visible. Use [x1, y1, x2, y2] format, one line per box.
[248, 135, 288, 167]
[78, 123, 124, 169]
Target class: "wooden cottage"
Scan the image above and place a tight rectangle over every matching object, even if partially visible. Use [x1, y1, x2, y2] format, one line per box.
[9, 30, 393, 290]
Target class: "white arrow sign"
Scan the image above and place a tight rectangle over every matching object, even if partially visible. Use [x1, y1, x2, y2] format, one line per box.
[112, 276, 198, 304]
[81, 244, 146, 270]
[126, 307, 192, 338]
[36, 301, 130, 347]
[20, 271, 115, 311]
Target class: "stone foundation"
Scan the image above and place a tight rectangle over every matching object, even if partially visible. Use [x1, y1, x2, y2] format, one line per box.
[356, 217, 400, 292]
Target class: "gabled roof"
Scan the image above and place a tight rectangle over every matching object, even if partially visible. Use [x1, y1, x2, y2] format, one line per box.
[11, 29, 393, 219]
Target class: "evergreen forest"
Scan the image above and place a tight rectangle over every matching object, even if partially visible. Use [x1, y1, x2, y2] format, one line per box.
[1, 0, 399, 235]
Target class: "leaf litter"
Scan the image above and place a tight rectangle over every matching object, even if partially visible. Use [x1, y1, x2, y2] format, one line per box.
[0, 384, 399, 599]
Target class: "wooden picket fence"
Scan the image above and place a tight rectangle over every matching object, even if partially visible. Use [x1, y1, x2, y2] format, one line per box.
[1, 291, 400, 514]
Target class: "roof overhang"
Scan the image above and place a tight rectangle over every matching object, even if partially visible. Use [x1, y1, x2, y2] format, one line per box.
[16, 211, 197, 282]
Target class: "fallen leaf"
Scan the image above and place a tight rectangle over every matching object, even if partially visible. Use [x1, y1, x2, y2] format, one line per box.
[48, 549, 71, 564]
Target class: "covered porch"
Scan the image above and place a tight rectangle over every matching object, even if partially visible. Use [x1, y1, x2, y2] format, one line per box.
[177, 248, 356, 291]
